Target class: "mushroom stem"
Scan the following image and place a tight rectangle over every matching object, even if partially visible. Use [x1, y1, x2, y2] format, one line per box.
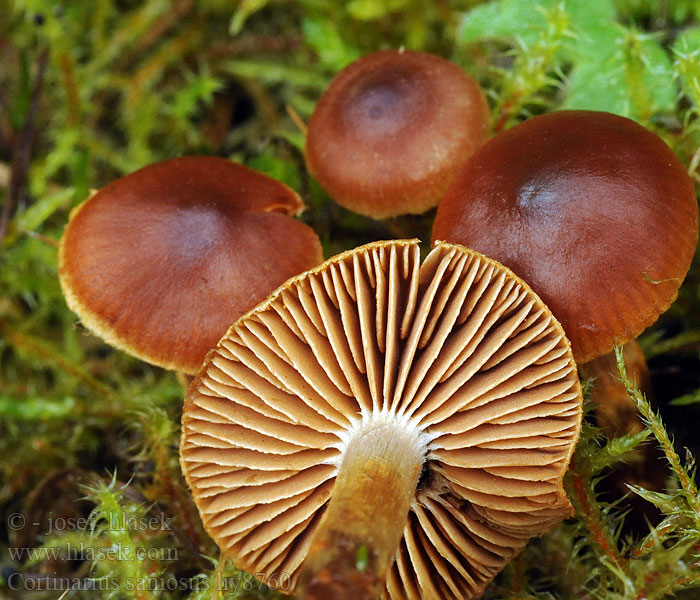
[175, 371, 193, 393]
[298, 419, 426, 599]
[579, 339, 650, 437]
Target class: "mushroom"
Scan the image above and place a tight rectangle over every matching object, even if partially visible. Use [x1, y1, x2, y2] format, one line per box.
[432, 110, 698, 365]
[432, 110, 698, 441]
[180, 239, 583, 599]
[305, 49, 490, 219]
[58, 156, 323, 374]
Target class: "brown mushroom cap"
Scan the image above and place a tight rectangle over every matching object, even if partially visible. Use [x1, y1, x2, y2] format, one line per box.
[58, 156, 323, 374]
[305, 49, 490, 219]
[432, 110, 699, 364]
[180, 239, 582, 599]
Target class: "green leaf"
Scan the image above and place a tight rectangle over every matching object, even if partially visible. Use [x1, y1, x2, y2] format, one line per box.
[671, 387, 700, 406]
[589, 429, 653, 473]
[355, 544, 369, 571]
[15, 187, 74, 232]
[229, 0, 271, 35]
[563, 27, 675, 118]
[71, 147, 90, 205]
[458, 0, 618, 52]
[302, 17, 360, 71]
[9, 49, 31, 129]
[674, 26, 700, 53]
[457, 0, 545, 47]
[168, 73, 222, 121]
[628, 485, 681, 513]
[673, 27, 700, 112]
[0, 396, 77, 420]
[346, 0, 410, 21]
[222, 59, 328, 90]
[346, 0, 387, 21]
[640, 329, 700, 359]
[246, 153, 300, 191]
[458, 0, 675, 119]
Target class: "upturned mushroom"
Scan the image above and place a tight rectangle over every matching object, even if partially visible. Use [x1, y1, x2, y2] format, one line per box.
[305, 49, 490, 219]
[432, 110, 698, 365]
[180, 239, 583, 599]
[58, 156, 323, 374]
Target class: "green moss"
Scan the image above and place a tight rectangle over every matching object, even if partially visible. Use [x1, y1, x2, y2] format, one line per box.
[1, 1, 699, 598]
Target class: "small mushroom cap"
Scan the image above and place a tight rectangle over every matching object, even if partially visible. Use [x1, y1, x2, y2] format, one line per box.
[58, 156, 323, 374]
[180, 239, 582, 598]
[432, 110, 699, 363]
[305, 49, 490, 219]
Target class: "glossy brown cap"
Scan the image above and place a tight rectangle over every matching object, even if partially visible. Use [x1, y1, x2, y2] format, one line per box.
[58, 156, 323, 374]
[433, 110, 699, 363]
[305, 49, 490, 219]
[181, 239, 582, 598]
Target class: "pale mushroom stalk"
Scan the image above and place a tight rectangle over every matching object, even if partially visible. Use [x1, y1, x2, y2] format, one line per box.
[298, 417, 427, 598]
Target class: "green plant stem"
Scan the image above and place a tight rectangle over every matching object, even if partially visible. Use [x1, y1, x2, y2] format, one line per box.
[566, 458, 627, 571]
[1, 319, 120, 404]
[615, 346, 700, 526]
